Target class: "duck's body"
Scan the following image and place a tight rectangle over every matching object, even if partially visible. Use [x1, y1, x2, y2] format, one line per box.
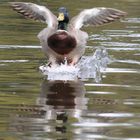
[38, 27, 88, 65]
[10, 2, 126, 66]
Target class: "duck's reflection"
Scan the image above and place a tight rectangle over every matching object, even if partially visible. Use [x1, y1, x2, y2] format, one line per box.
[10, 79, 88, 139]
[37, 80, 87, 118]
[39, 80, 86, 108]
[9, 78, 122, 140]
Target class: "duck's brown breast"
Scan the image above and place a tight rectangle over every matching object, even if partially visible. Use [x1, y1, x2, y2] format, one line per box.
[47, 31, 76, 55]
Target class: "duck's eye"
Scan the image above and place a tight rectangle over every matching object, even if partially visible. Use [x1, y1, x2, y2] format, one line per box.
[57, 13, 64, 21]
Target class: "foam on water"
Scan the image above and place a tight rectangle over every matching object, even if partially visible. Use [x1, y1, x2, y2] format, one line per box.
[39, 47, 113, 81]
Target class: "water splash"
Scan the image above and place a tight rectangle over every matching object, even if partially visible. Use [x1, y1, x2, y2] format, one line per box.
[77, 47, 113, 82]
[39, 47, 113, 82]
[39, 61, 79, 81]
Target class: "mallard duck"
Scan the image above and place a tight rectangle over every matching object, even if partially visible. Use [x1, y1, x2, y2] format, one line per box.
[10, 2, 126, 66]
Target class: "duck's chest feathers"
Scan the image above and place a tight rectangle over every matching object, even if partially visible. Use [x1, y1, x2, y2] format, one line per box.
[47, 31, 76, 55]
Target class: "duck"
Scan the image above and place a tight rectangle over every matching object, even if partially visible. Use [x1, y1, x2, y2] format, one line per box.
[10, 2, 126, 66]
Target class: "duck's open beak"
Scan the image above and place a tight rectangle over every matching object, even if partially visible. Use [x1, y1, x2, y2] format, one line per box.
[57, 13, 64, 21]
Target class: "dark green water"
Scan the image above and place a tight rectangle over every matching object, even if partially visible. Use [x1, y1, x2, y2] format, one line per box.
[0, 0, 140, 140]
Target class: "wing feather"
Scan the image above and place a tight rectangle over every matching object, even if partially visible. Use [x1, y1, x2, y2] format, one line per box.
[69, 7, 127, 29]
[10, 2, 57, 28]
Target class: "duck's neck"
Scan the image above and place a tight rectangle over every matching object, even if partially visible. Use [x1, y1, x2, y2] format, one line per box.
[58, 21, 68, 30]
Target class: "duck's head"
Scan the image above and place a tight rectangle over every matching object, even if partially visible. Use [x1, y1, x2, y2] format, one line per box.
[57, 7, 69, 30]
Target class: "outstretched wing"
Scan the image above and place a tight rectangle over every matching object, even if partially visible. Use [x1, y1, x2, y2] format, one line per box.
[69, 7, 126, 29]
[10, 2, 57, 28]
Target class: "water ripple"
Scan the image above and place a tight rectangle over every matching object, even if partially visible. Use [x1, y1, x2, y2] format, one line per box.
[122, 18, 140, 23]
[0, 45, 41, 49]
[116, 60, 140, 65]
[85, 83, 140, 90]
[106, 68, 140, 74]
[108, 33, 140, 38]
[89, 34, 112, 41]
[107, 47, 140, 51]
[73, 122, 132, 127]
[0, 60, 28, 63]
[101, 42, 140, 47]
[103, 30, 140, 38]
[98, 113, 134, 118]
[87, 91, 116, 95]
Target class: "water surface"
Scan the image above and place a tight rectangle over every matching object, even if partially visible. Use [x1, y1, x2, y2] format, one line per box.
[0, 0, 140, 140]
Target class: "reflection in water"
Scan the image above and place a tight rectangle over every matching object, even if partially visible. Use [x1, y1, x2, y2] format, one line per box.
[38, 80, 87, 119]
[8, 79, 125, 140]
[9, 79, 88, 140]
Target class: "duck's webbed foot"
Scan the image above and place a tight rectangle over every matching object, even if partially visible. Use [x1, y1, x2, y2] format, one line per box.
[47, 62, 52, 67]
[69, 56, 82, 66]
[69, 61, 76, 66]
